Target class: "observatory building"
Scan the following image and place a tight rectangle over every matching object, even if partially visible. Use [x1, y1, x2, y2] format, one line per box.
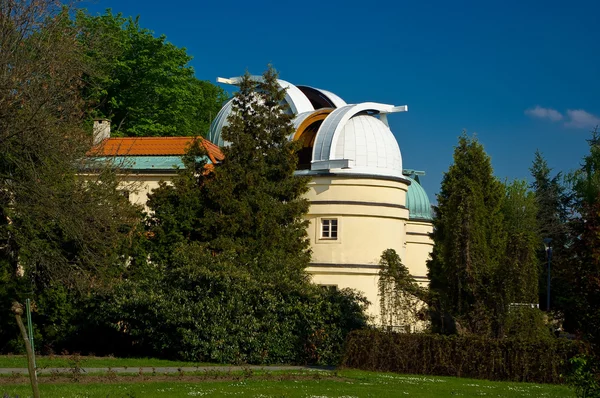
[209, 76, 434, 324]
[88, 76, 434, 327]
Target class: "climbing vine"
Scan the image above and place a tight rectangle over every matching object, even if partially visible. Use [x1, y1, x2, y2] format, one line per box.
[378, 249, 429, 331]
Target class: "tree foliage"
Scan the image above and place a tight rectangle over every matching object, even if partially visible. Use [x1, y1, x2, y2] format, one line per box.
[378, 249, 428, 330]
[148, 68, 311, 283]
[75, 10, 227, 136]
[566, 129, 600, 348]
[530, 150, 571, 312]
[428, 133, 506, 335]
[107, 67, 369, 364]
[0, 0, 140, 352]
[500, 180, 539, 306]
[89, 243, 369, 365]
[428, 134, 542, 337]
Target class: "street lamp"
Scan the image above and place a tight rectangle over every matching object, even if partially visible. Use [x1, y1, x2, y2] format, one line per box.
[543, 238, 553, 311]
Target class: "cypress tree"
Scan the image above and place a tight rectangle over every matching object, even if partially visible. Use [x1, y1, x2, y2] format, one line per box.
[427, 133, 505, 335]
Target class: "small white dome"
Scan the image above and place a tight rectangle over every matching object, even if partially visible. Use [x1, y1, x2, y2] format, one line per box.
[310, 114, 403, 179]
[308, 103, 405, 179]
[337, 115, 402, 175]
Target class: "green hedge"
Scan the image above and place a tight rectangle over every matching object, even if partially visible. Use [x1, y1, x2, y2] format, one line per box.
[341, 330, 583, 384]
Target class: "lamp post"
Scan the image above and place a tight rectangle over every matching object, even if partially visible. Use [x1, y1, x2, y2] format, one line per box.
[543, 238, 553, 311]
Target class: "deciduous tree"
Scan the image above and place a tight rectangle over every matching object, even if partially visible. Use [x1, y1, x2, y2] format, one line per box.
[566, 129, 600, 347]
[0, 0, 140, 351]
[378, 249, 428, 330]
[499, 180, 539, 309]
[76, 10, 227, 136]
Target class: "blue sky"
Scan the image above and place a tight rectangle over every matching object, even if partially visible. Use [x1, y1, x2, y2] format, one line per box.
[84, 0, 600, 201]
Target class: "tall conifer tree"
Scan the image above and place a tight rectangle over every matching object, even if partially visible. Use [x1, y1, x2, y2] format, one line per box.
[428, 133, 505, 335]
[148, 67, 311, 283]
[530, 151, 570, 312]
[500, 180, 539, 306]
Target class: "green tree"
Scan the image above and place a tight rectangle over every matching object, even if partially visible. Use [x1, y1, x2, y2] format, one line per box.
[76, 10, 227, 137]
[530, 150, 571, 313]
[567, 129, 600, 348]
[427, 133, 506, 336]
[89, 242, 369, 364]
[500, 180, 539, 307]
[0, 0, 140, 352]
[112, 67, 367, 363]
[148, 67, 311, 283]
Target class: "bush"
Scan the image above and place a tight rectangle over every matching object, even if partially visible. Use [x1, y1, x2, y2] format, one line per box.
[342, 330, 582, 384]
[503, 306, 553, 340]
[87, 244, 369, 365]
[567, 355, 600, 397]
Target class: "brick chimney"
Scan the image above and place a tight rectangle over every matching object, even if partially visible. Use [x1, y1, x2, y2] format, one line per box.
[93, 118, 110, 145]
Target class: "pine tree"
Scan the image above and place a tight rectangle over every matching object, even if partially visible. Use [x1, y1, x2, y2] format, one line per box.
[529, 151, 570, 312]
[427, 133, 506, 335]
[148, 67, 311, 283]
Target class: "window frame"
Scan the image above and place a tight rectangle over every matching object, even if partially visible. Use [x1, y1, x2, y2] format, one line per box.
[320, 218, 339, 240]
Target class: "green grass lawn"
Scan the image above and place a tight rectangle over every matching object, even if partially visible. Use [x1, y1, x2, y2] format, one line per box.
[0, 369, 575, 397]
[0, 355, 213, 369]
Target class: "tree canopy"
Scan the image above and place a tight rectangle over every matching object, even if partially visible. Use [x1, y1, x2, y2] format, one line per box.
[148, 68, 311, 283]
[427, 133, 543, 337]
[530, 151, 571, 313]
[428, 133, 506, 335]
[102, 67, 368, 364]
[76, 10, 227, 137]
[0, 0, 141, 351]
[565, 130, 600, 347]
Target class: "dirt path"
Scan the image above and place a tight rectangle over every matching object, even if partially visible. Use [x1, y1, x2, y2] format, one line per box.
[0, 366, 339, 385]
[0, 365, 332, 376]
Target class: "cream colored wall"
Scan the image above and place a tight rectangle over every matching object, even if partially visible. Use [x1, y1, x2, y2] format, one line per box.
[305, 176, 409, 265]
[306, 176, 408, 206]
[308, 265, 381, 320]
[304, 175, 434, 328]
[405, 221, 434, 279]
[117, 173, 173, 210]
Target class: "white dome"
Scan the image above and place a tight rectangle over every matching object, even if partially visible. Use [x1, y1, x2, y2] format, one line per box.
[207, 98, 233, 147]
[310, 114, 403, 179]
[208, 76, 346, 147]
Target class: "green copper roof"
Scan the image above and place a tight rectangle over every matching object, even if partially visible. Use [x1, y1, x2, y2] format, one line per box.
[405, 176, 433, 221]
[84, 156, 210, 171]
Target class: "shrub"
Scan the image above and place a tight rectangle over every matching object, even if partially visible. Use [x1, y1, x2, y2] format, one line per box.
[567, 355, 600, 397]
[342, 330, 582, 384]
[88, 244, 369, 365]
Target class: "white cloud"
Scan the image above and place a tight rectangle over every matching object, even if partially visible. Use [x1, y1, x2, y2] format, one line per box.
[565, 109, 600, 129]
[525, 106, 563, 122]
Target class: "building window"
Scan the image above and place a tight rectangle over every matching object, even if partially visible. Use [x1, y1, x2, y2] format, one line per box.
[321, 218, 338, 239]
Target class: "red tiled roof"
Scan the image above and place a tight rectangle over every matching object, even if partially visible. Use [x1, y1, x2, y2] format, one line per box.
[89, 137, 224, 163]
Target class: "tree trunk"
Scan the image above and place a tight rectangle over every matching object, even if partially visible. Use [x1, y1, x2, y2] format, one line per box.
[12, 302, 40, 398]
